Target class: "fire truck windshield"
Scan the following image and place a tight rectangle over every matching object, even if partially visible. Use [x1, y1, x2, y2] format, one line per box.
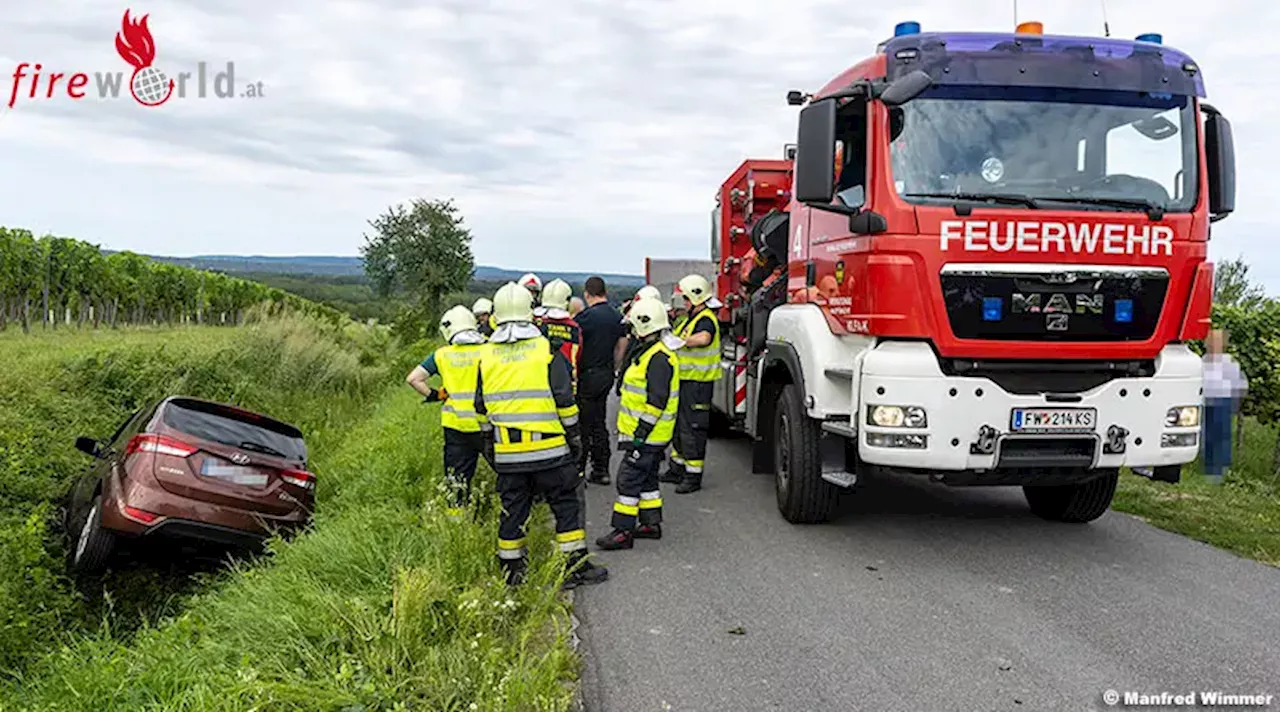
[889, 86, 1198, 214]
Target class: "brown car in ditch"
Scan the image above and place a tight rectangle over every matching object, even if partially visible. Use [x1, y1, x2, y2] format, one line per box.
[64, 396, 315, 574]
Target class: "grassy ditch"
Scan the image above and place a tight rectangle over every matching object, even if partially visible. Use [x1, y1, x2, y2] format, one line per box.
[1114, 417, 1280, 567]
[0, 316, 396, 680]
[4, 389, 579, 711]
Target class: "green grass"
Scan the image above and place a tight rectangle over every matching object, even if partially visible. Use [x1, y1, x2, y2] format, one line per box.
[0, 317, 397, 680]
[1114, 417, 1280, 567]
[4, 389, 579, 712]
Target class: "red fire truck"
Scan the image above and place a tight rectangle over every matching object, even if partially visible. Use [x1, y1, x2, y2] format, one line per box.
[702, 20, 1236, 524]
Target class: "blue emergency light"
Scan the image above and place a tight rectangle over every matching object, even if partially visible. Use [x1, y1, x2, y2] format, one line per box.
[1114, 299, 1134, 323]
[895, 21, 921, 36]
[1135, 32, 1163, 44]
[982, 297, 1003, 321]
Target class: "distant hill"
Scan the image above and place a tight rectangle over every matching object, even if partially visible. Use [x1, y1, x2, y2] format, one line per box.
[131, 253, 646, 287]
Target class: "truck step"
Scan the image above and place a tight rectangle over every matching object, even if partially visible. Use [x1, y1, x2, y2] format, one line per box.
[821, 421, 857, 438]
[821, 469, 858, 488]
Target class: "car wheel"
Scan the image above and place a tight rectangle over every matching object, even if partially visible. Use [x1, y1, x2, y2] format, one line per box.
[69, 495, 116, 575]
[1023, 469, 1119, 523]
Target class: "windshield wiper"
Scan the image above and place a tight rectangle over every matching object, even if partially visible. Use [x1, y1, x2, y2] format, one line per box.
[238, 441, 288, 459]
[1034, 196, 1166, 220]
[902, 192, 1041, 209]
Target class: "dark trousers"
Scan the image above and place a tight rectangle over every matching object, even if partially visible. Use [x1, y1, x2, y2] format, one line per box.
[1202, 397, 1234, 477]
[611, 446, 664, 530]
[669, 380, 714, 483]
[443, 427, 483, 512]
[578, 367, 614, 478]
[496, 462, 587, 560]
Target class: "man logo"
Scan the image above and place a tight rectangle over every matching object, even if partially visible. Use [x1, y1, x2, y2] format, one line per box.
[1046, 314, 1069, 331]
[1012, 293, 1104, 315]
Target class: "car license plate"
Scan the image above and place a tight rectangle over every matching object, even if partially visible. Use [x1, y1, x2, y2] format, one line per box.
[201, 462, 269, 487]
[1010, 407, 1096, 432]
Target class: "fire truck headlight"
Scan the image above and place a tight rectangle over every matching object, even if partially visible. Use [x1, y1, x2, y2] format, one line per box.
[868, 405, 927, 428]
[1165, 405, 1200, 428]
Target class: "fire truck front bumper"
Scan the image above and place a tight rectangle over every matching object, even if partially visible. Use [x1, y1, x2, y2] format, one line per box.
[855, 342, 1202, 475]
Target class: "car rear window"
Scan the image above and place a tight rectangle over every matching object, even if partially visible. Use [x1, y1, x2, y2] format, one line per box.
[161, 398, 307, 462]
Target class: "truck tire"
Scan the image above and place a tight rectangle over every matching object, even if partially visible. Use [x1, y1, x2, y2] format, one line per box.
[69, 495, 115, 575]
[774, 383, 837, 523]
[1023, 470, 1119, 523]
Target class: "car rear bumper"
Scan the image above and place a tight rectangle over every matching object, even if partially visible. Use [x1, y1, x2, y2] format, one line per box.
[100, 466, 310, 543]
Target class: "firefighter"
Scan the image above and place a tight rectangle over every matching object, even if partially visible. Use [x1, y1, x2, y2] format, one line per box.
[519, 273, 543, 307]
[474, 282, 608, 588]
[659, 274, 722, 494]
[596, 298, 681, 550]
[472, 297, 495, 337]
[405, 305, 487, 519]
[534, 279, 583, 389]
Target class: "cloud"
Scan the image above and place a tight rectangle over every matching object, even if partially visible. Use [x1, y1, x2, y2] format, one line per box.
[0, 0, 1275, 284]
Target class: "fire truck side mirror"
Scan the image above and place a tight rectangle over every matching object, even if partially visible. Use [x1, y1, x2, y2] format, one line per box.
[1204, 110, 1235, 221]
[879, 69, 932, 107]
[794, 99, 837, 204]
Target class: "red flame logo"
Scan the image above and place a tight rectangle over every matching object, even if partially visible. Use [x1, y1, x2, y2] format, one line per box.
[115, 10, 156, 69]
[114, 9, 174, 106]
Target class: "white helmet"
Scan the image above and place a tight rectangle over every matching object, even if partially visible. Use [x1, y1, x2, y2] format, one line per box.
[627, 295, 670, 337]
[439, 305, 478, 343]
[471, 297, 493, 316]
[541, 279, 572, 311]
[677, 274, 714, 306]
[635, 284, 661, 302]
[493, 282, 535, 325]
[518, 273, 542, 296]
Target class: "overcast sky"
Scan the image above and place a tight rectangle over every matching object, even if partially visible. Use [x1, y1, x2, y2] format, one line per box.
[0, 0, 1273, 286]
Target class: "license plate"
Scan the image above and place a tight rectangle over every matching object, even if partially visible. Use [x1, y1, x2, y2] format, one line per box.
[1010, 408, 1096, 432]
[201, 462, 269, 487]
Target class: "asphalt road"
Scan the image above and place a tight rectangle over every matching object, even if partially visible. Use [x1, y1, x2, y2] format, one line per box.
[574, 405, 1280, 712]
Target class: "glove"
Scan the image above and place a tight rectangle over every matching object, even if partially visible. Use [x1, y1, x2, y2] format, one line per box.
[568, 432, 583, 466]
[422, 387, 446, 403]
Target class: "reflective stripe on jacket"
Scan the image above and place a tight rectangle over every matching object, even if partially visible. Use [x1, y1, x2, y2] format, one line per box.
[676, 308, 722, 382]
[435, 342, 487, 432]
[478, 335, 570, 467]
[617, 336, 679, 446]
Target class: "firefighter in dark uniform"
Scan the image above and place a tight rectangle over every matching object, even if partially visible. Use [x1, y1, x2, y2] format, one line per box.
[596, 297, 681, 550]
[472, 298, 495, 337]
[534, 279, 583, 389]
[406, 305, 488, 519]
[659, 274, 722, 494]
[533, 278, 585, 511]
[474, 282, 608, 589]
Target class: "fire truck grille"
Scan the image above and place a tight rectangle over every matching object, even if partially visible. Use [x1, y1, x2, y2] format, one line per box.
[939, 265, 1168, 341]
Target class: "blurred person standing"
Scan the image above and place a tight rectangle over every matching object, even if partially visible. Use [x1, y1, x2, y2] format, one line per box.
[1202, 328, 1248, 484]
[569, 296, 585, 317]
[472, 298, 495, 337]
[575, 276, 630, 485]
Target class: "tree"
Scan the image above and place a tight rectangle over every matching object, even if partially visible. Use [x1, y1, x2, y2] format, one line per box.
[360, 198, 475, 323]
[1214, 255, 1266, 309]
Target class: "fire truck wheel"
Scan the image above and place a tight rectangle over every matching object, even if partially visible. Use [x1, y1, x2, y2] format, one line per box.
[774, 384, 837, 524]
[1022, 469, 1119, 523]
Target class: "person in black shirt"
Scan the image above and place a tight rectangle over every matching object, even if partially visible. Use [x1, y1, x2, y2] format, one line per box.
[575, 276, 630, 484]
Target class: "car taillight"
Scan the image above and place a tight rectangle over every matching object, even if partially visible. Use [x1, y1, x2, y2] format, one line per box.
[125, 434, 198, 458]
[281, 469, 316, 490]
[123, 506, 162, 524]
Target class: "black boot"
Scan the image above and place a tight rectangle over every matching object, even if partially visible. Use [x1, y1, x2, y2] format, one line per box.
[595, 529, 634, 550]
[587, 471, 611, 485]
[499, 557, 527, 587]
[658, 468, 683, 484]
[634, 523, 662, 540]
[675, 477, 702, 494]
[564, 550, 609, 589]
